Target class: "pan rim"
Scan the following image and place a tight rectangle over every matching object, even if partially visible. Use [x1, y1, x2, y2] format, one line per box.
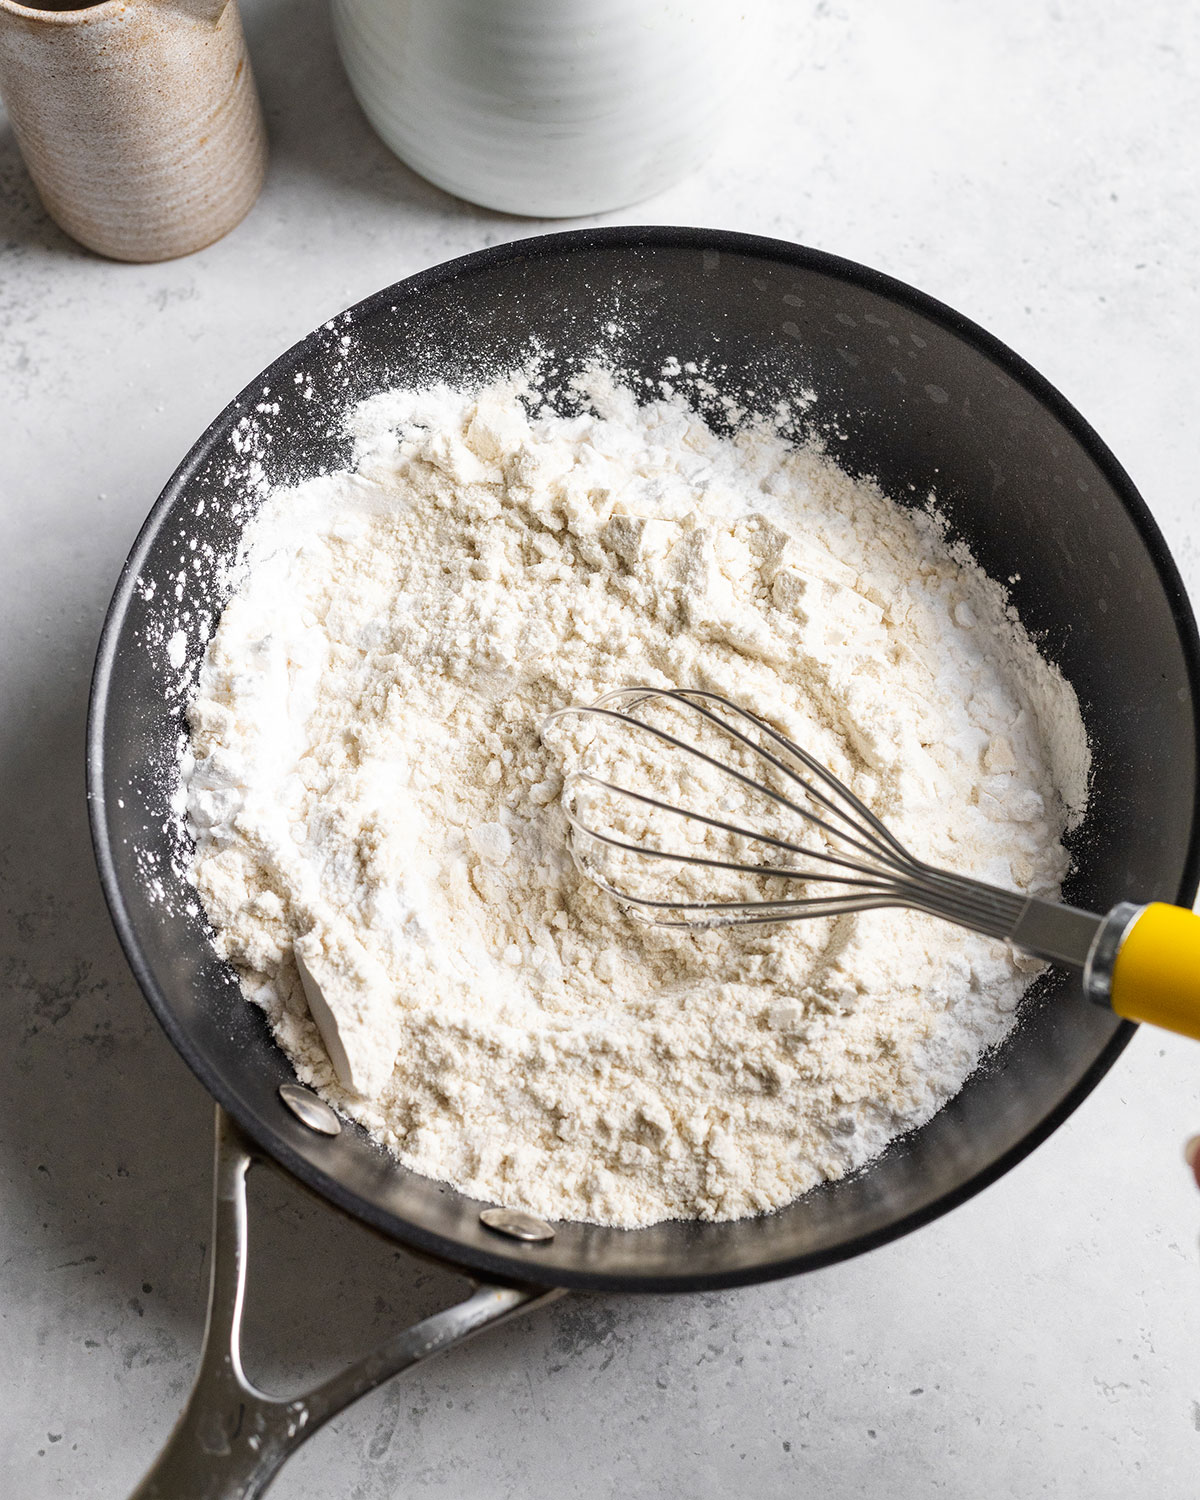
[86, 225, 1200, 1292]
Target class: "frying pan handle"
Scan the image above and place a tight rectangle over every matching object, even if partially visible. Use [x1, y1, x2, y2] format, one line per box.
[128, 1107, 562, 1500]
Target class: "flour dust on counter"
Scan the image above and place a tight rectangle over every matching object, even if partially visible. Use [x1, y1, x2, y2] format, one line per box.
[180, 363, 1089, 1228]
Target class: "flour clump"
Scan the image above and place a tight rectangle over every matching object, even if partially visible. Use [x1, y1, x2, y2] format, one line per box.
[182, 366, 1090, 1228]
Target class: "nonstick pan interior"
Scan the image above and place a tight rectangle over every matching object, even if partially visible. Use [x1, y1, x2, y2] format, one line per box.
[87, 228, 1200, 1292]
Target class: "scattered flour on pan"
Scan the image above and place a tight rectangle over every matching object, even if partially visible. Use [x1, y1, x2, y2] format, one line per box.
[181, 366, 1089, 1228]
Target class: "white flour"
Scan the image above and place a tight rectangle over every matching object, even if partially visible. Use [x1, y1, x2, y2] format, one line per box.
[182, 366, 1089, 1228]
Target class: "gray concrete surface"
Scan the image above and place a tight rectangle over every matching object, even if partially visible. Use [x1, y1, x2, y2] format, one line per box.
[2, 1, 1199, 1495]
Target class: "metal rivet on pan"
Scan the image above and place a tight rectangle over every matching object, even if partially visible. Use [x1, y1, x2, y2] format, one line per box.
[278, 1083, 341, 1136]
[479, 1208, 555, 1242]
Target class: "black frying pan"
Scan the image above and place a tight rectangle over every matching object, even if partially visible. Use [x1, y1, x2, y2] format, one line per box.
[87, 228, 1200, 1498]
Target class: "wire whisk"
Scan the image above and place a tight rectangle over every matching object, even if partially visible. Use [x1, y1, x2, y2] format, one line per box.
[541, 686, 1200, 1045]
[545, 686, 1036, 939]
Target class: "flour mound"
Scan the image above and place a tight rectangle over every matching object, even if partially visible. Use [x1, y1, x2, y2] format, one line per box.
[182, 367, 1089, 1228]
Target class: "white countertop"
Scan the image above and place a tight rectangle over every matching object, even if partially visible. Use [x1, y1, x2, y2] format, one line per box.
[3, 1, 1199, 1495]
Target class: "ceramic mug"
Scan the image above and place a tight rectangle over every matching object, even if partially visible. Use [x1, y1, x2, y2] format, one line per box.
[330, 0, 739, 217]
[0, 0, 267, 262]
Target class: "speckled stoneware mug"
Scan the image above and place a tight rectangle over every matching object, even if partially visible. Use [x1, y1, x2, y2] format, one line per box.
[0, 0, 267, 262]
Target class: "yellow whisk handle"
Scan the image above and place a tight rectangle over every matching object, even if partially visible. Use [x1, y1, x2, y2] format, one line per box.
[1109, 902, 1200, 1041]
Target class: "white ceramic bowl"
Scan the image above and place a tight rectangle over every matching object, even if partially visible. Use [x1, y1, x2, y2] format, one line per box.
[330, 0, 739, 217]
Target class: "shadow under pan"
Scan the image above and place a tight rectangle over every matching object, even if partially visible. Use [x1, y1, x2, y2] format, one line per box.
[87, 227, 1200, 1292]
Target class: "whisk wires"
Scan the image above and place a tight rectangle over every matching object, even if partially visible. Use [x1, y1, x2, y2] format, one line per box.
[544, 687, 1026, 938]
